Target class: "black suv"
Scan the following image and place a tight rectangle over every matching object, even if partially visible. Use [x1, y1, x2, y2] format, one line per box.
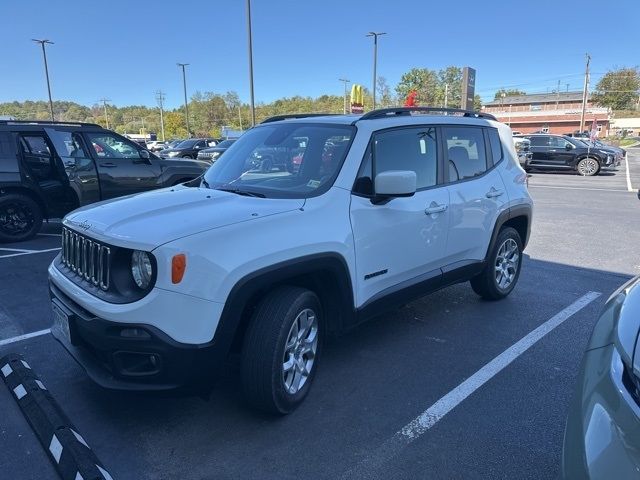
[0, 120, 209, 242]
[158, 138, 218, 159]
[516, 134, 615, 176]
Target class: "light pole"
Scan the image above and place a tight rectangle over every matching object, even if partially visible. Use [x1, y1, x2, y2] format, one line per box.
[366, 32, 386, 110]
[339, 78, 350, 114]
[32, 39, 55, 121]
[246, 0, 256, 126]
[177, 63, 190, 137]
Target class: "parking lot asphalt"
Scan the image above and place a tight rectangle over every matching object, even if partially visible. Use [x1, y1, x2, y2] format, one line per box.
[1, 147, 639, 480]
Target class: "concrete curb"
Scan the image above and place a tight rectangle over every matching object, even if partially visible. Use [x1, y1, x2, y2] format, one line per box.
[1, 353, 114, 480]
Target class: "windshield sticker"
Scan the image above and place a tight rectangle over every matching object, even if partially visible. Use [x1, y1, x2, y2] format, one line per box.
[307, 180, 321, 188]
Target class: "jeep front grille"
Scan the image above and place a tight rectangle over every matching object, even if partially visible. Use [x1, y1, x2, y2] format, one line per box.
[61, 227, 111, 290]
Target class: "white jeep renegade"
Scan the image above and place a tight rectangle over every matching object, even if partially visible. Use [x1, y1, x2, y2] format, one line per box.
[48, 107, 533, 414]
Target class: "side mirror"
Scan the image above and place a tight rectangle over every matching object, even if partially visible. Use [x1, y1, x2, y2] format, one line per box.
[134, 149, 152, 164]
[373, 170, 417, 204]
[565, 143, 573, 150]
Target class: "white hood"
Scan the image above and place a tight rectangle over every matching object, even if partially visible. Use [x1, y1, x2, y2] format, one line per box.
[64, 186, 305, 250]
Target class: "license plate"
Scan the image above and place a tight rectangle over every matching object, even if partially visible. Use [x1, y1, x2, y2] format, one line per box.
[52, 302, 71, 343]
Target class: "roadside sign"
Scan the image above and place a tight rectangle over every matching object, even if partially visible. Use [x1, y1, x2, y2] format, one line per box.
[350, 84, 364, 114]
[461, 67, 476, 110]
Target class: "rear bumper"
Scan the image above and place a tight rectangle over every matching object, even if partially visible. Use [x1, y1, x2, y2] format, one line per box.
[49, 282, 227, 391]
[562, 345, 640, 478]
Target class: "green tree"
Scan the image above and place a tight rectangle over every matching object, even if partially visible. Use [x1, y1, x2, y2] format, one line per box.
[493, 88, 526, 100]
[395, 68, 439, 106]
[591, 67, 640, 110]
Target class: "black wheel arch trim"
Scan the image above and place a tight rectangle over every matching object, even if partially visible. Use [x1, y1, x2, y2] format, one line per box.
[212, 253, 355, 357]
[486, 204, 532, 260]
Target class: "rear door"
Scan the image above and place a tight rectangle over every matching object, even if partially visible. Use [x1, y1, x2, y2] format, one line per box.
[443, 125, 508, 264]
[527, 135, 550, 165]
[84, 131, 161, 199]
[44, 128, 100, 208]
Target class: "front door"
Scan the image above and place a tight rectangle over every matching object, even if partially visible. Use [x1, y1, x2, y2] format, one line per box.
[443, 126, 508, 263]
[350, 126, 449, 307]
[84, 131, 161, 199]
[546, 135, 576, 167]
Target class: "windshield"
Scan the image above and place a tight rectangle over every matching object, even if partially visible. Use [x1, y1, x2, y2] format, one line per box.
[571, 138, 590, 148]
[177, 139, 198, 148]
[217, 140, 235, 148]
[202, 123, 354, 199]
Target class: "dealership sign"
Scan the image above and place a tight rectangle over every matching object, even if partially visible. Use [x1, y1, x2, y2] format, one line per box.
[461, 67, 476, 110]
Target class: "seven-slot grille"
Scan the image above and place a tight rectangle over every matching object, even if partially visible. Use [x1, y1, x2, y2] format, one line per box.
[61, 227, 111, 290]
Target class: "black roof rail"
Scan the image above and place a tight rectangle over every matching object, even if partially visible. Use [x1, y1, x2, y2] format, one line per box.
[356, 107, 497, 122]
[0, 119, 102, 128]
[260, 113, 339, 124]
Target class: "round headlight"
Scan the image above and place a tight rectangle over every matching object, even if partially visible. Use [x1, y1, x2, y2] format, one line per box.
[131, 250, 153, 289]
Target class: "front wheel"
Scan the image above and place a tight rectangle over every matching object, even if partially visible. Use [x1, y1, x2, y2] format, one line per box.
[471, 227, 523, 300]
[576, 157, 600, 176]
[241, 286, 322, 414]
[181, 154, 193, 159]
[0, 194, 43, 243]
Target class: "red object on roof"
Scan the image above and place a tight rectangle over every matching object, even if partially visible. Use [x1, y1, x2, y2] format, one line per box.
[404, 90, 418, 107]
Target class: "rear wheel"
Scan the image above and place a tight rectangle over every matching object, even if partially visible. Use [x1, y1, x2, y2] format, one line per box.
[241, 286, 322, 414]
[576, 157, 600, 176]
[471, 227, 523, 300]
[0, 194, 43, 243]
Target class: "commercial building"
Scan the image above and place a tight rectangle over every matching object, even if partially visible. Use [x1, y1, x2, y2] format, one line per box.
[482, 91, 610, 135]
[610, 117, 640, 136]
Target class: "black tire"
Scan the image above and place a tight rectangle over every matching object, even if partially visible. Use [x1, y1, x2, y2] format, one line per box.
[576, 157, 600, 176]
[471, 227, 523, 301]
[181, 154, 193, 159]
[0, 194, 43, 243]
[241, 286, 322, 414]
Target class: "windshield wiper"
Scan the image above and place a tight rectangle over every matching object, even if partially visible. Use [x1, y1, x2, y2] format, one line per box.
[216, 187, 266, 198]
[201, 178, 211, 188]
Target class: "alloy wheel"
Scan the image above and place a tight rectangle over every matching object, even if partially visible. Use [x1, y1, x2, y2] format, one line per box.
[0, 202, 34, 237]
[494, 238, 520, 290]
[282, 308, 318, 395]
[578, 158, 598, 176]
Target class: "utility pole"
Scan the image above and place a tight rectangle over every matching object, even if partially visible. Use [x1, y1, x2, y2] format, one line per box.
[32, 39, 55, 121]
[579, 53, 591, 134]
[155, 90, 166, 141]
[246, 0, 256, 126]
[444, 83, 449, 108]
[366, 32, 386, 110]
[339, 78, 350, 114]
[556, 79, 561, 109]
[99, 98, 111, 129]
[177, 63, 191, 136]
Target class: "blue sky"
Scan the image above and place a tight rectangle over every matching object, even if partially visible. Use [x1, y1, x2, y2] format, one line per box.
[0, 0, 638, 109]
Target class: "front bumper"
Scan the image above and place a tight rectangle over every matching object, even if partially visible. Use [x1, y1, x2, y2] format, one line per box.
[562, 345, 640, 478]
[49, 282, 227, 391]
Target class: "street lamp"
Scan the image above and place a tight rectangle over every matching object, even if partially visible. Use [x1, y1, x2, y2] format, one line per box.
[366, 32, 386, 110]
[339, 78, 350, 114]
[177, 63, 190, 137]
[246, 0, 256, 126]
[32, 39, 55, 121]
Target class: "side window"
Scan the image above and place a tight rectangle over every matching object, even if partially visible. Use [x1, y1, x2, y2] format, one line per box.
[375, 127, 438, 190]
[0, 132, 18, 173]
[444, 127, 488, 182]
[45, 129, 89, 159]
[19, 134, 54, 180]
[529, 136, 548, 147]
[86, 132, 141, 159]
[487, 129, 503, 165]
[21, 135, 51, 156]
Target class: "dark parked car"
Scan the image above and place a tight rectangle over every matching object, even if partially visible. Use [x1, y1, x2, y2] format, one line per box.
[196, 139, 236, 162]
[0, 120, 208, 242]
[159, 138, 218, 159]
[516, 134, 615, 176]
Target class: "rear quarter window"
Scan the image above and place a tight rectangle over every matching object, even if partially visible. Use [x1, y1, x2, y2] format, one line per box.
[488, 129, 503, 165]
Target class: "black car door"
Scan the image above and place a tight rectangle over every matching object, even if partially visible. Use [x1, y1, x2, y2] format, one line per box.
[84, 131, 161, 199]
[527, 135, 550, 165]
[44, 128, 100, 208]
[547, 136, 577, 167]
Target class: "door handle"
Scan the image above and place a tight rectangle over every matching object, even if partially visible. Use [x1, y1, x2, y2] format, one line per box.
[425, 203, 448, 215]
[99, 162, 117, 168]
[485, 188, 504, 198]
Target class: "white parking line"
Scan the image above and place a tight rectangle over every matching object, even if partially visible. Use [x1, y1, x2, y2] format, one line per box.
[529, 185, 632, 193]
[625, 153, 635, 192]
[0, 247, 61, 259]
[37, 233, 62, 237]
[343, 291, 601, 479]
[0, 247, 38, 253]
[0, 328, 51, 347]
